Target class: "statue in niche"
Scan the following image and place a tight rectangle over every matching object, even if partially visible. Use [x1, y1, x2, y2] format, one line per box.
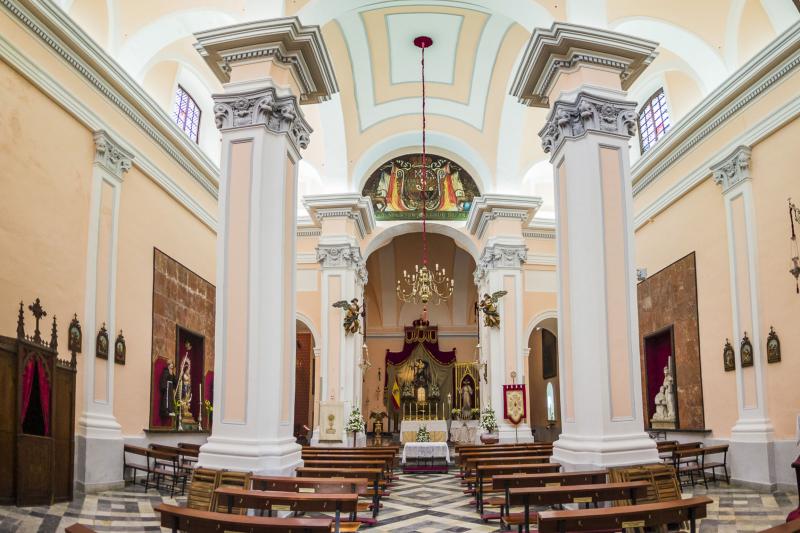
[651, 358, 677, 429]
[412, 358, 431, 403]
[461, 382, 473, 417]
[332, 298, 361, 335]
[175, 343, 195, 428]
[479, 291, 507, 329]
[159, 360, 178, 421]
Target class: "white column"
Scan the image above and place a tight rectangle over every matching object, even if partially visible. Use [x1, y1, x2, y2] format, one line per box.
[511, 23, 660, 468]
[76, 131, 132, 492]
[475, 240, 534, 443]
[197, 85, 309, 474]
[712, 145, 776, 487]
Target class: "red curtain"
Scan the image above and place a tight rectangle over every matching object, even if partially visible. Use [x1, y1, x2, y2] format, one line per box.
[36, 359, 51, 436]
[20, 358, 35, 427]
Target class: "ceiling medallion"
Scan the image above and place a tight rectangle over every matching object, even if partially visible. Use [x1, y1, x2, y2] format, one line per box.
[396, 36, 454, 309]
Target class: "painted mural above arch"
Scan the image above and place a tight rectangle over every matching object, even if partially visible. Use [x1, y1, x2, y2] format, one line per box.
[361, 153, 480, 221]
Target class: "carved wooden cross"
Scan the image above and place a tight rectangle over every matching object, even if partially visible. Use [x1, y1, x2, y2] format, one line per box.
[28, 298, 46, 343]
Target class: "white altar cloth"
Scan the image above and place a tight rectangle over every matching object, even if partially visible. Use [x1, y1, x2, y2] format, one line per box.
[399, 420, 448, 443]
[449, 420, 481, 444]
[401, 442, 451, 464]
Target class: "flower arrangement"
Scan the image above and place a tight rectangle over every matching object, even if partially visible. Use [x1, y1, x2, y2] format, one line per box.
[479, 406, 498, 434]
[204, 400, 213, 413]
[470, 407, 481, 418]
[415, 425, 431, 442]
[451, 408, 462, 417]
[345, 407, 365, 434]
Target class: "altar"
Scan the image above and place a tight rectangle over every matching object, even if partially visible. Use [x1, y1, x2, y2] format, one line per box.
[449, 419, 481, 445]
[399, 419, 448, 443]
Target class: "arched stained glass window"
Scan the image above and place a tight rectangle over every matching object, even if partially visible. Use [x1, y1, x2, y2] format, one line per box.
[172, 85, 201, 143]
[546, 382, 556, 422]
[638, 88, 671, 153]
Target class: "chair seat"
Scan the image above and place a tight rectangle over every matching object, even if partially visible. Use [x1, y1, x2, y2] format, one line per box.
[485, 496, 505, 506]
[501, 512, 532, 526]
[704, 461, 724, 468]
[335, 522, 362, 533]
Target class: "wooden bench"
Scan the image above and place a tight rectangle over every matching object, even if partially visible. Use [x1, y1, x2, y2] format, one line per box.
[155, 503, 333, 532]
[296, 467, 383, 519]
[474, 462, 562, 516]
[252, 475, 368, 496]
[491, 470, 608, 528]
[65, 525, 96, 533]
[701, 444, 730, 484]
[150, 443, 199, 470]
[147, 448, 189, 496]
[463, 455, 551, 484]
[122, 444, 150, 484]
[215, 487, 360, 533]
[509, 481, 651, 532]
[536, 495, 713, 533]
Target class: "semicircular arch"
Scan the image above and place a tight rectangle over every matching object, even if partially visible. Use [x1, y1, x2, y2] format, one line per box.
[364, 222, 480, 262]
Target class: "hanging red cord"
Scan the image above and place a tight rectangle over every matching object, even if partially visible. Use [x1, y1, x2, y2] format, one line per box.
[415, 36, 432, 266]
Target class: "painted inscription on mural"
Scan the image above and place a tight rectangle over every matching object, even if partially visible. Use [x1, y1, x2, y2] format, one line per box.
[362, 153, 479, 221]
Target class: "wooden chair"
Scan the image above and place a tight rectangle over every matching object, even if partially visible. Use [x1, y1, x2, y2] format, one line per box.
[215, 487, 361, 533]
[509, 481, 651, 533]
[155, 503, 333, 533]
[211, 470, 253, 515]
[147, 449, 188, 496]
[186, 468, 221, 511]
[701, 444, 730, 484]
[536, 496, 713, 533]
[122, 445, 150, 484]
[608, 463, 682, 505]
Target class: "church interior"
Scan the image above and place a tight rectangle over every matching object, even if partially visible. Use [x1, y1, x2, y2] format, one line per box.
[1, 0, 800, 531]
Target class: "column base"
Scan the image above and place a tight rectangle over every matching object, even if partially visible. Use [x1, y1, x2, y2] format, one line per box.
[198, 435, 302, 476]
[498, 422, 534, 444]
[552, 431, 658, 470]
[310, 429, 367, 448]
[730, 418, 776, 489]
[75, 414, 125, 493]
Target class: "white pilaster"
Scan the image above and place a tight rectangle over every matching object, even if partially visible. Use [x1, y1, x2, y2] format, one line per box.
[712, 145, 776, 487]
[512, 23, 660, 468]
[76, 130, 132, 492]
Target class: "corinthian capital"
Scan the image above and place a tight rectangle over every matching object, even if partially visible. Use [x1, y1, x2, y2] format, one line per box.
[711, 145, 752, 193]
[474, 243, 528, 283]
[539, 92, 637, 154]
[213, 87, 312, 149]
[93, 130, 133, 180]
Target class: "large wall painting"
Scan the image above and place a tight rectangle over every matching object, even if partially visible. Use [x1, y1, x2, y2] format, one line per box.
[362, 153, 480, 221]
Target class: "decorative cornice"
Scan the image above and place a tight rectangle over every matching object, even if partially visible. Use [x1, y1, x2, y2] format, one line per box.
[316, 243, 367, 284]
[93, 130, 133, 180]
[539, 92, 637, 155]
[711, 145, 752, 193]
[303, 194, 376, 239]
[194, 17, 338, 105]
[213, 86, 311, 149]
[631, 22, 800, 196]
[0, 0, 219, 196]
[523, 230, 556, 240]
[473, 243, 528, 284]
[511, 22, 658, 108]
[297, 227, 321, 238]
[465, 194, 542, 238]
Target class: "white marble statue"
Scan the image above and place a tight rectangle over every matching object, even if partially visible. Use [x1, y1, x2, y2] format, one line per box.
[651, 358, 677, 428]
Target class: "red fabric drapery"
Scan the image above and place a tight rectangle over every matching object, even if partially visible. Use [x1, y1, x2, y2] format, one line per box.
[37, 358, 51, 436]
[21, 356, 51, 436]
[20, 358, 35, 428]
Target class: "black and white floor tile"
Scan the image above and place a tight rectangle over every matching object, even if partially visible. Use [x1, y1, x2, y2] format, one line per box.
[0, 471, 796, 532]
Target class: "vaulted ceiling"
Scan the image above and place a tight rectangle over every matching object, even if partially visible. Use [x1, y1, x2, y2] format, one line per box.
[55, 0, 799, 222]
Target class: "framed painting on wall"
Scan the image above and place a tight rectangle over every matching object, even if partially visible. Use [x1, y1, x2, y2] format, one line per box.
[542, 329, 558, 380]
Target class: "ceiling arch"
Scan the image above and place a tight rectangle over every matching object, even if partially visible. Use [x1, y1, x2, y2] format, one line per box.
[363, 222, 480, 261]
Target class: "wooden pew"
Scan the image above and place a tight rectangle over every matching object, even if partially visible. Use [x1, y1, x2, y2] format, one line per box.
[490, 470, 608, 529]
[301, 454, 396, 480]
[509, 481, 651, 532]
[536, 496, 713, 533]
[458, 449, 552, 473]
[252, 476, 371, 519]
[701, 444, 730, 484]
[296, 467, 383, 519]
[122, 444, 150, 484]
[150, 443, 199, 470]
[474, 462, 562, 516]
[147, 448, 189, 495]
[463, 455, 552, 484]
[215, 487, 359, 533]
[155, 503, 333, 533]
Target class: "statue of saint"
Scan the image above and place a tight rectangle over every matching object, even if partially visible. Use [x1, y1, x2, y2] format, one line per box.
[461, 382, 473, 415]
[175, 345, 195, 426]
[332, 298, 361, 335]
[159, 360, 177, 420]
[479, 291, 507, 328]
[651, 360, 677, 428]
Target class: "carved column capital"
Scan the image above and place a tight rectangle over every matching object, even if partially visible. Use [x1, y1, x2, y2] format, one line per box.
[711, 145, 752, 193]
[93, 130, 133, 180]
[538, 92, 637, 154]
[316, 243, 368, 285]
[473, 243, 528, 283]
[213, 86, 312, 149]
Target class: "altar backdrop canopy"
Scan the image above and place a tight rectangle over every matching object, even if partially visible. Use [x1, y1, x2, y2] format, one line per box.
[384, 321, 456, 418]
[362, 153, 480, 221]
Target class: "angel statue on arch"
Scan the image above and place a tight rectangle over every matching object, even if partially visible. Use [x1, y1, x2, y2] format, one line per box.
[479, 291, 507, 329]
[332, 298, 361, 335]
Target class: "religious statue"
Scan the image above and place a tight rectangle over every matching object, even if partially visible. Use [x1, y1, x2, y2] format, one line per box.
[479, 291, 507, 329]
[740, 332, 754, 367]
[175, 343, 195, 428]
[461, 382, 473, 415]
[332, 298, 361, 335]
[651, 359, 677, 429]
[159, 360, 178, 420]
[412, 358, 431, 403]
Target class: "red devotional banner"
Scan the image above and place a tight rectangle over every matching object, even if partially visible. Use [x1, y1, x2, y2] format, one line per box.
[503, 384, 527, 425]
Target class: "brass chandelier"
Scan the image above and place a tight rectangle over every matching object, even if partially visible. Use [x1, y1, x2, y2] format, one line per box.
[396, 36, 454, 306]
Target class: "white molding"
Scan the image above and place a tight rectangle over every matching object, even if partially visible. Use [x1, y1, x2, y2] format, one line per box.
[296, 252, 318, 264]
[303, 193, 376, 238]
[0, 30, 218, 230]
[0, 0, 220, 194]
[631, 21, 800, 195]
[466, 194, 542, 238]
[526, 253, 557, 266]
[634, 95, 800, 229]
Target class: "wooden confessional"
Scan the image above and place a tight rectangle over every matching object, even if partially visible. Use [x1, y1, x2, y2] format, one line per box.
[0, 299, 77, 506]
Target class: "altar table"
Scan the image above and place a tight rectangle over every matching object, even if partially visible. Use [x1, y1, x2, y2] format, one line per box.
[399, 419, 448, 443]
[401, 442, 450, 473]
[449, 420, 481, 445]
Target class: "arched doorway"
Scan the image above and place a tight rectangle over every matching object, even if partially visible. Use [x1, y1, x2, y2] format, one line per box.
[527, 315, 561, 442]
[294, 319, 316, 443]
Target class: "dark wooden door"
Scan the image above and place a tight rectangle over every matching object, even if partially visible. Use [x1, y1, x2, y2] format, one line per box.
[52, 365, 76, 502]
[16, 434, 53, 506]
[0, 339, 17, 504]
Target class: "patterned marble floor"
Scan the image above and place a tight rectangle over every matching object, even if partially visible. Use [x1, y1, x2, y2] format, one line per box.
[0, 472, 796, 532]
